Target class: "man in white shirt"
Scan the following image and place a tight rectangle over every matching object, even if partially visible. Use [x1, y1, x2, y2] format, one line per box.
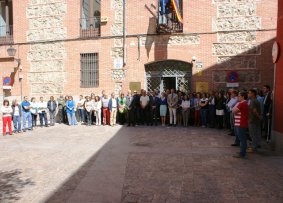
[140, 90, 150, 125]
[167, 88, 178, 127]
[38, 97, 48, 127]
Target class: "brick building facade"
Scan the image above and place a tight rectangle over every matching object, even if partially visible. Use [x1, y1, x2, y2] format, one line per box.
[273, 0, 283, 152]
[0, 0, 278, 100]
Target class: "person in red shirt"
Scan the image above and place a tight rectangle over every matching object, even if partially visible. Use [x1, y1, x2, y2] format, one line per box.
[232, 91, 249, 158]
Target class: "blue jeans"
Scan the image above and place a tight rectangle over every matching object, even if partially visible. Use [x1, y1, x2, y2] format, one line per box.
[13, 115, 21, 132]
[235, 127, 248, 157]
[67, 112, 77, 125]
[22, 111, 32, 130]
[200, 109, 208, 126]
[39, 112, 48, 126]
[78, 109, 85, 122]
[249, 123, 261, 148]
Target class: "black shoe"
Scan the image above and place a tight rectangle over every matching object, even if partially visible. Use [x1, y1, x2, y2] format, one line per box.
[127, 124, 130, 127]
[168, 124, 172, 127]
[28, 128, 33, 131]
[174, 124, 177, 127]
[23, 129, 26, 132]
[231, 143, 239, 147]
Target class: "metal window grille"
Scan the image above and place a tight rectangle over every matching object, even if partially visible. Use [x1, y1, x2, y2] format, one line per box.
[80, 53, 99, 88]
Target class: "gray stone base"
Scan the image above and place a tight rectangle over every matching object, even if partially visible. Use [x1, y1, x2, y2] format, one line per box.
[272, 131, 283, 153]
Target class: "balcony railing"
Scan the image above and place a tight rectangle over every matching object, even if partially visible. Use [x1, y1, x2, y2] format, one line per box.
[0, 25, 13, 45]
[80, 17, 101, 38]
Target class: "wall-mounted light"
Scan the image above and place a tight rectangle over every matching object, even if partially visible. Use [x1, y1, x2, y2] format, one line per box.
[7, 46, 21, 67]
[191, 56, 197, 62]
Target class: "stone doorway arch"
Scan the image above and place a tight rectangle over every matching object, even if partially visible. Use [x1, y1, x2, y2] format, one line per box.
[145, 59, 193, 93]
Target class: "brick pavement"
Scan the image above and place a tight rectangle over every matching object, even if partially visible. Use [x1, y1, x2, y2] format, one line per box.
[0, 125, 283, 203]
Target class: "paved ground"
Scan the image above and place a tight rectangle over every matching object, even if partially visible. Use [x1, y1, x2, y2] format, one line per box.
[0, 124, 283, 203]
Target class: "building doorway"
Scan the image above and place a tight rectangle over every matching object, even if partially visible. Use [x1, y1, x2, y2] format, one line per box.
[163, 77, 176, 90]
[145, 60, 192, 93]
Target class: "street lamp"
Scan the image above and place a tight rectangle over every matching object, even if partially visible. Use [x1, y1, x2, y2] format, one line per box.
[7, 46, 21, 66]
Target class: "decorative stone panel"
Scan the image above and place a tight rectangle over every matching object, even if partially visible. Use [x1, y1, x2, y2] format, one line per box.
[30, 60, 64, 72]
[111, 47, 123, 58]
[27, 0, 67, 95]
[111, 24, 123, 36]
[213, 16, 261, 32]
[111, 69, 126, 81]
[30, 42, 65, 51]
[27, 28, 67, 41]
[114, 38, 123, 47]
[31, 83, 64, 94]
[213, 70, 260, 83]
[217, 3, 256, 18]
[29, 16, 64, 29]
[28, 72, 65, 83]
[140, 35, 200, 46]
[28, 49, 66, 61]
[26, 3, 67, 18]
[213, 43, 260, 56]
[218, 31, 256, 43]
[217, 56, 256, 69]
[213, 0, 256, 3]
[111, 0, 123, 10]
[114, 83, 123, 95]
[28, 0, 64, 5]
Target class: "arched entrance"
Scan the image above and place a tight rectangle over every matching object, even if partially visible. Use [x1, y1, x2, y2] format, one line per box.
[145, 60, 192, 93]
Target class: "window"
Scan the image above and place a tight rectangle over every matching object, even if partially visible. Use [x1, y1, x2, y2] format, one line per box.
[80, 53, 99, 87]
[80, 0, 101, 37]
[0, 0, 13, 44]
[157, 0, 183, 33]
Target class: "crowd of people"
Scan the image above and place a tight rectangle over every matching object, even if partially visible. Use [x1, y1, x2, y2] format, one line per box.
[1, 85, 273, 158]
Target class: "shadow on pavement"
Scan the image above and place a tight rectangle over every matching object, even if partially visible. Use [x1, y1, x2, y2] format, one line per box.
[0, 169, 35, 202]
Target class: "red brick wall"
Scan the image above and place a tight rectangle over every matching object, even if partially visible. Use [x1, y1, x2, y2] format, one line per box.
[274, 0, 283, 133]
[0, 0, 279, 98]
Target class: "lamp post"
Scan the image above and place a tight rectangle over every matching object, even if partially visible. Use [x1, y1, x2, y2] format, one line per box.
[7, 46, 21, 66]
[7, 46, 23, 100]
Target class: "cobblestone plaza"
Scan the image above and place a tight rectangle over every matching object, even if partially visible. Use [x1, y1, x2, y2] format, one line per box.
[0, 125, 283, 203]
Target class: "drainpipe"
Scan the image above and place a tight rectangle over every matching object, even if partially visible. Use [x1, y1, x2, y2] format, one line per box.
[123, 0, 126, 66]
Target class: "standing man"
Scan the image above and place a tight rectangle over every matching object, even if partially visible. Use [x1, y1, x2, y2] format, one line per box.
[109, 93, 118, 126]
[140, 90, 150, 125]
[247, 89, 262, 152]
[167, 88, 178, 127]
[127, 90, 138, 127]
[262, 85, 272, 138]
[38, 97, 48, 127]
[149, 90, 160, 126]
[227, 90, 238, 138]
[232, 91, 249, 159]
[22, 96, 32, 132]
[102, 94, 110, 125]
[47, 96, 57, 126]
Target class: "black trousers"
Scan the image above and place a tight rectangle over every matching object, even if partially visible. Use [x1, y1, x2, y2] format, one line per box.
[128, 108, 136, 126]
[149, 107, 158, 125]
[58, 109, 64, 124]
[140, 107, 149, 125]
[86, 110, 92, 125]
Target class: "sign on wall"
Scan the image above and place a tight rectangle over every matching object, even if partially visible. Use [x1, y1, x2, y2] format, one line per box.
[129, 82, 141, 92]
[196, 82, 208, 93]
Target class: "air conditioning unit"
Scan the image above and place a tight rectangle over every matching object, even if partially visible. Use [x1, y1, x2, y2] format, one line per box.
[101, 16, 108, 23]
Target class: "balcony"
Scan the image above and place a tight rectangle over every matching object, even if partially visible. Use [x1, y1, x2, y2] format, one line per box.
[0, 25, 13, 45]
[80, 17, 101, 38]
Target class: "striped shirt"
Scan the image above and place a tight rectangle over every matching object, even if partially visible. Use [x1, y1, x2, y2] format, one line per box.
[234, 101, 249, 128]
